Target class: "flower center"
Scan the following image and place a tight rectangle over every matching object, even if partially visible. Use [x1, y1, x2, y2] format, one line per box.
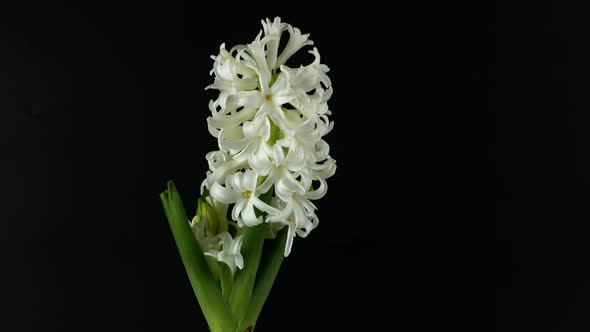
[243, 190, 253, 198]
[264, 94, 273, 102]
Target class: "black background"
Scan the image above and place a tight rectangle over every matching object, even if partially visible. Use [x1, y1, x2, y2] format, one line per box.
[2, 1, 590, 331]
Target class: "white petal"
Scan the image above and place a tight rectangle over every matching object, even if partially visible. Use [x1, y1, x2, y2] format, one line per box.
[233, 139, 259, 161]
[243, 115, 271, 140]
[272, 94, 295, 106]
[251, 196, 280, 215]
[310, 158, 337, 179]
[259, 116, 272, 141]
[241, 199, 262, 226]
[237, 90, 263, 108]
[261, 17, 286, 69]
[232, 198, 247, 221]
[296, 213, 318, 238]
[314, 139, 330, 161]
[281, 169, 306, 194]
[271, 144, 286, 166]
[207, 107, 257, 130]
[258, 168, 280, 193]
[276, 26, 314, 67]
[206, 151, 227, 171]
[275, 179, 295, 202]
[247, 32, 273, 85]
[284, 223, 296, 257]
[286, 146, 306, 171]
[231, 234, 244, 254]
[306, 177, 327, 200]
[249, 147, 272, 176]
[242, 169, 259, 192]
[266, 199, 292, 223]
[219, 136, 249, 152]
[226, 172, 243, 192]
[210, 182, 240, 204]
[204, 250, 219, 258]
[218, 232, 234, 250]
[218, 125, 245, 151]
[292, 199, 307, 228]
[267, 105, 289, 130]
[234, 253, 244, 270]
[270, 74, 289, 95]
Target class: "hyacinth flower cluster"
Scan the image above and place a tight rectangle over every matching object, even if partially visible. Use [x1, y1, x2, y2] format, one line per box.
[161, 17, 335, 332]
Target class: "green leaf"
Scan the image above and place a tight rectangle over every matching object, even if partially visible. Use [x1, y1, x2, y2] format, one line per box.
[161, 181, 236, 332]
[237, 229, 288, 331]
[219, 263, 233, 302]
[228, 224, 265, 321]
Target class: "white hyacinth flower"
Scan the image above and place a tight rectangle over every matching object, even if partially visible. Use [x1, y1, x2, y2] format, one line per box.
[199, 16, 336, 262]
[204, 232, 245, 275]
[209, 169, 279, 227]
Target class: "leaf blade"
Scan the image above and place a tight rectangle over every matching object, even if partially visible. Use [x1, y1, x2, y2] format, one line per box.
[228, 223, 265, 321]
[219, 263, 233, 302]
[161, 181, 236, 332]
[237, 228, 288, 331]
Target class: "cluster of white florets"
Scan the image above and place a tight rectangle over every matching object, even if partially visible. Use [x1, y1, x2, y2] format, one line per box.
[191, 17, 336, 271]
